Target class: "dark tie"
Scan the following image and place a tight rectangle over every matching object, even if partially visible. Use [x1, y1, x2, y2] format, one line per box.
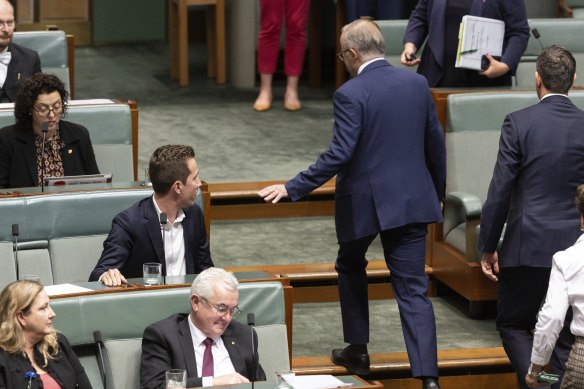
[202, 337, 214, 377]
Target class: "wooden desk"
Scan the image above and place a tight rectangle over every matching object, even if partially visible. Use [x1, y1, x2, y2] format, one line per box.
[203, 375, 382, 389]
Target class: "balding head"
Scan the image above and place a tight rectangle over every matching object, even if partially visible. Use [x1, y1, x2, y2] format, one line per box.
[340, 19, 385, 62]
[0, 0, 15, 50]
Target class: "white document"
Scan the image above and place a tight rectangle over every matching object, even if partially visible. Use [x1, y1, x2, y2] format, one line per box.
[456, 15, 505, 70]
[283, 374, 353, 389]
[45, 284, 93, 296]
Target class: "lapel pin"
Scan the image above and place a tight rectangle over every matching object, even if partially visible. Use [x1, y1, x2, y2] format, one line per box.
[231, 341, 235, 345]
[17, 72, 20, 80]
[68, 149, 73, 154]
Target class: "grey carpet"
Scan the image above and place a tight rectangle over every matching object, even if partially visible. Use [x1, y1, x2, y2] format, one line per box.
[75, 43, 501, 357]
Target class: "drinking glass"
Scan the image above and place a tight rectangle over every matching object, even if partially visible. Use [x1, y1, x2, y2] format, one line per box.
[165, 369, 186, 389]
[143, 263, 162, 286]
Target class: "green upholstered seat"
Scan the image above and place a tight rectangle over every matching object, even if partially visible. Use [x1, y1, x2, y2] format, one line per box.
[376, 20, 420, 72]
[516, 19, 584, 87]
[12, 31, 71, 94]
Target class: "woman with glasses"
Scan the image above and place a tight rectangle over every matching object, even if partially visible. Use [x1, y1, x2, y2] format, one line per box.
[0, 280, 92, 388]
[0, 73, 99, 188]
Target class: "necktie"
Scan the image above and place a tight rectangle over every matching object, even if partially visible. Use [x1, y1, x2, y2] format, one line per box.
[202, 338, 214, 377]
[0, 52, 11, 66]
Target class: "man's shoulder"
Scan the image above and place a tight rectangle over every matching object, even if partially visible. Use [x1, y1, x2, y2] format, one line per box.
[9, 42, 40, 58]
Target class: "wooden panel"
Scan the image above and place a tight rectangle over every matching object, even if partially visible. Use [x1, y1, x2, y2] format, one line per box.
[210, 201, 335, 220]
[377, 374, 518, 389]
[39, 0, 89, 20]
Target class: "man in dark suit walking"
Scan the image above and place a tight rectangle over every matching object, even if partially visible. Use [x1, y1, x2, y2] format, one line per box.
[140, 267, 265, 388]
[479, 45, 584, 389]
[89, 144, 213, 285]
[259, 19, 446, 389]
[0, 0, 41, 103]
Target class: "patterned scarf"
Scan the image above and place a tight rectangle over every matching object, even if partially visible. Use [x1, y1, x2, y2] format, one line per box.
[34, 129, 65, 186]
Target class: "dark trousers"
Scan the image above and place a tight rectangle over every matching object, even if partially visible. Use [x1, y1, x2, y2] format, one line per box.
[497, 267, 574, 389]
[345, 0, 405, 21]
[336, 223, 438, 378]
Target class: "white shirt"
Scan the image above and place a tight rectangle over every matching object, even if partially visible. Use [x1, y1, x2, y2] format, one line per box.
[531, 234, 584, 365]
[540, 93, 569, 101]
[0, 47, 9, 88]
[188, 313, 236, 386]
[358, 57, 385, 75]
[152, 196, 186, 276]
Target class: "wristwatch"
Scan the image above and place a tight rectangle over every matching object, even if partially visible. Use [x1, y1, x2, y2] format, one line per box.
[528, 363, 542, 377]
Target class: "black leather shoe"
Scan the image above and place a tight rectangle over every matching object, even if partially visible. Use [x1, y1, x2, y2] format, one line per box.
[422, 377, 440, 389]
[331, 347, 370, 375]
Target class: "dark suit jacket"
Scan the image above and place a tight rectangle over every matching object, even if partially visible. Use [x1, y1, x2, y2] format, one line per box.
[403, 0, 529, 87]
[479, 95, 584, 268]
[0, 120, 100, 189]
[140, 313, 266, 389]
[1, 43, 42, 103]
[0, 333, 92, 389]
[285, 60, 446, 242]
[89, 196, 213, 281]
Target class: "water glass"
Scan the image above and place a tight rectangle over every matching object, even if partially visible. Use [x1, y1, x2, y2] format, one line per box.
[143, 262, 162, 286]
[165, 369, 186, 389]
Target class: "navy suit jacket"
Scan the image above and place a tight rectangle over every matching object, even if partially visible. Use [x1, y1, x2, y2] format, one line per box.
[404, 0, 529, 87]
[286, 60, 446, 242]
[140, 313, 265, 389]
[479, 95, 584, 268]
[1, 43, 42, 103]
[89, 196, 213, 281]
[0, 120, 100, 189]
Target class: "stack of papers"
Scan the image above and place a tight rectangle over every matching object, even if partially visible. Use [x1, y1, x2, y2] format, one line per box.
[283, 374, 353, 389]
[456, 15, 504, 70]
[45, 284, 93, 296]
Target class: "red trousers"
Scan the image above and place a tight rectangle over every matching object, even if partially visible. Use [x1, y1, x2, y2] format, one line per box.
[257, 0, 311, 77]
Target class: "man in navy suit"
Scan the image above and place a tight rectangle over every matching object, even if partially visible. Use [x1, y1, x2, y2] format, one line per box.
[259, 19, 446, 389]
[0, 0, 41, 102]
[89, 144, 213, 286]
[479, 46, 584, 389]
[140, 267, 265, 388]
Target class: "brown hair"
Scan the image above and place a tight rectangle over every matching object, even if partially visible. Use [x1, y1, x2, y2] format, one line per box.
[0, 281, 58, 365]
[149, 145, 195, 195]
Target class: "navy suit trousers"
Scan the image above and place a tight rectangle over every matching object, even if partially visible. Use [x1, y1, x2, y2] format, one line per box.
[335, 223, 438, 378]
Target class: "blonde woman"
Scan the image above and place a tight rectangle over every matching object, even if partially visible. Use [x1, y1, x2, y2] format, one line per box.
[0, 280, 91, 388]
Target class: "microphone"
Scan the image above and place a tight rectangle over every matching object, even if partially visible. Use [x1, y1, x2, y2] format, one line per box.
[160, 212, 167, 249]
[93, 331, 108, 389]
[12, 224, 19, 278]
[40, 121, 49, 192]
[247, 313, 256, 389]
[531, 28, 545, 50]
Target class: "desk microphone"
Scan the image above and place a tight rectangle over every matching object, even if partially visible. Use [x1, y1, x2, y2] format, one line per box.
[531, 28, 545, 50]
[247, 313, 256, 389]
[12, 224, 19, 277]
[40, 121, 49, 192]
[160, 212, 167, 258]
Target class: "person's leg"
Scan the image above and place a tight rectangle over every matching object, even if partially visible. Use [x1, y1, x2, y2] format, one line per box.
[381, 224, 439, 380]
[255, 0, 285, 110]
[335, 234, 377, 345]
[376, 0, 404, 20]
[331, 233, 377, 374]
[283, 0, 310, 110]
[497, 266, 552, 389]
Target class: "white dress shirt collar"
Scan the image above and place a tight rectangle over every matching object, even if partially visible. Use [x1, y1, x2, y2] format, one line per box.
[358, 57, 385, 75]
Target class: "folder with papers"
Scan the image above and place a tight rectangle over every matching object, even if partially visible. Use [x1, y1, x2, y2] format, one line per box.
[456, 15, 505, 70]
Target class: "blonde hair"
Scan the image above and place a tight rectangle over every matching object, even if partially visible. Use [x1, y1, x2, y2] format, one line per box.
[0, 281, 59, 365]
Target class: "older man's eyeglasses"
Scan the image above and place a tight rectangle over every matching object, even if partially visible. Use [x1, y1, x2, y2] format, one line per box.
[0, 20, 14, 28]
[201, 297, 241, 319]
[32, 102, 63, 117]
[337, 49, 352, 61]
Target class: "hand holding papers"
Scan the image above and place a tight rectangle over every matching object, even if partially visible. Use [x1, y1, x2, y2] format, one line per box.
[456, 15, 505, 71]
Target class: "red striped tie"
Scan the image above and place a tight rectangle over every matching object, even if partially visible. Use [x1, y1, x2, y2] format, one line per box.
[202, 338, 214, 377]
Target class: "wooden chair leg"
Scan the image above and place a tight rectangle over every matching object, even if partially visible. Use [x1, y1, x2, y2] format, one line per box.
[169, 0, 179, 81]
[177, 0, 189, 87]
[206, 6, 217, 79]
[215, 0, 226, 84]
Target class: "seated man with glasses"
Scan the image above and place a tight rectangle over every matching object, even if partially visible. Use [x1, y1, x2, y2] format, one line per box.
[0, 72, 99, 188]
[140, 267, 266, 388]
[0, 0, 42, 103]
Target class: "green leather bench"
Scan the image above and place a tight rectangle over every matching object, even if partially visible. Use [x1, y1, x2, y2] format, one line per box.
[50, 281, 289, 389]
[0, 99, 138, 182]
[376, 20, 420, 72]
[12, 30, 73, 97]
[515, 19, 584, 87]
[431, 90, 584, 314]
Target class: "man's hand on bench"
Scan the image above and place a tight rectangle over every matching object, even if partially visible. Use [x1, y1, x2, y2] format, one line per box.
[258, 184, 288, 204]
[100, 268, 127, 286]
